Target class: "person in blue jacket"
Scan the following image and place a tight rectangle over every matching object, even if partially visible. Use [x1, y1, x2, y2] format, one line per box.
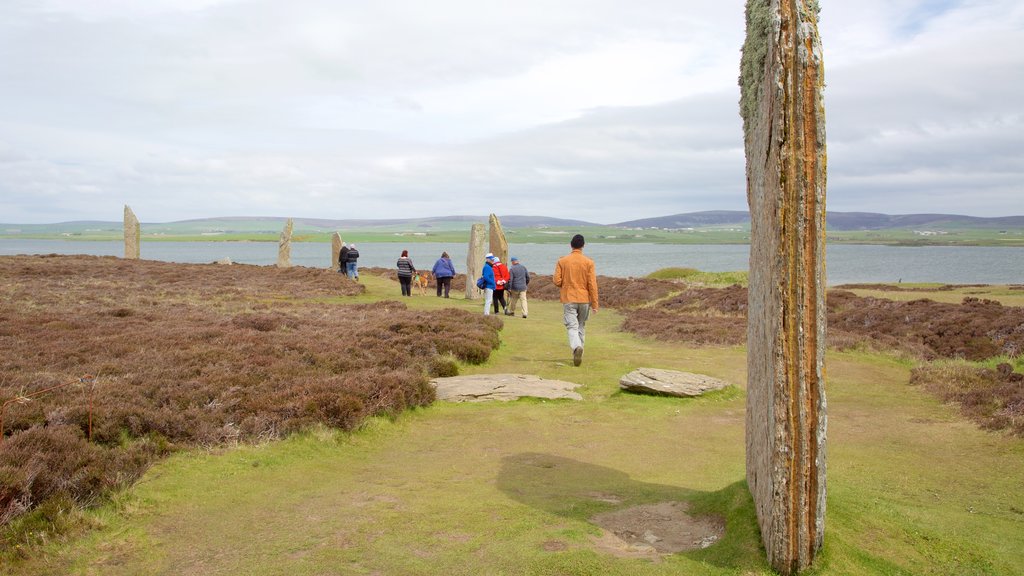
[480, 255, 496, 315]
[431, 251, 457, 298]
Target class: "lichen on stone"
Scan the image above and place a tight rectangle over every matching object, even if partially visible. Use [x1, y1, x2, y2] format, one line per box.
[738, 0, 772, 142]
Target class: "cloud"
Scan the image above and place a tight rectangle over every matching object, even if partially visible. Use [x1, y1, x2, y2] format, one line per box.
[0, 0, 1021, 223]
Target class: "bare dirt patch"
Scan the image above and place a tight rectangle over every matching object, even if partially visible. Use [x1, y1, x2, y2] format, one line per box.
[590, 501, 725, 560]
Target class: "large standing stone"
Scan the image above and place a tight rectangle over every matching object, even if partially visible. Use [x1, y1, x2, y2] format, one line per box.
[331, 232, 343, 271]
[465, 223, 486, 299]
[488, 213, 508, 264]
[123, 205, 140, 259]
[740, 1, 827, 574]
[277, 219, 294, 268]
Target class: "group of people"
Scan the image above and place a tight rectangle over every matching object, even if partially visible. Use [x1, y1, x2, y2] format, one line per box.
[479, 234, 597, 366]
[394, 250, 459, 297]
[478, 254, 529, 317]
[338, 243, 360, 280]
[388, 234, 600, 366]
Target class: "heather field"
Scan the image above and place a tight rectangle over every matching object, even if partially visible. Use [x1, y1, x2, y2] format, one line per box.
[2, 255, 1023, 575]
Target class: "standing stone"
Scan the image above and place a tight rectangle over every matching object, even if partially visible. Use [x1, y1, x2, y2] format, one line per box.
[277, 219, 294, 268]
[331, 232, 343, 271]
[740, 1, 827, 574]
[488, 214, 508, 264]
[123, 205, 140, 259]
[465, 223, 486, 299]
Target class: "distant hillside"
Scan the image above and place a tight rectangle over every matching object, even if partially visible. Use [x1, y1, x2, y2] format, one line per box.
[614, 211, 1024, 231]
[614, 211, 750, 229]
[1, 215, 598, 235]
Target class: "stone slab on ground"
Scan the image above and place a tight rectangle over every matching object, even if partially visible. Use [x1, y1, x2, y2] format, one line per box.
[432, 374, 582, 402]
[619, 368, 730, 397]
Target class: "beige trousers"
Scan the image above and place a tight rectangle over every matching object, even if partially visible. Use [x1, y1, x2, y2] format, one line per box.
[507, 290, 528, 316]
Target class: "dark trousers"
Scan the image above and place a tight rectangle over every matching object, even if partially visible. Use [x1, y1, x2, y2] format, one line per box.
[399, 275, 412, 296]
[436, 276, 452, 297]
[492, 289, 507, 313]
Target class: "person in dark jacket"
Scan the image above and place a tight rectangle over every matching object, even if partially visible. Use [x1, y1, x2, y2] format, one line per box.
[506, 256, 530, 317]
[431, 251, 457, 298]
[338, 243, 349, 275]
[396, 250, 416, 296]
[345, 243, 360, 280]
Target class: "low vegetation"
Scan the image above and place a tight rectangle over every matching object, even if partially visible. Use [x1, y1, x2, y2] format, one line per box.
[0, 255, 501, 540]
[910, 361, 1024, 436]
[2, 257, 1022, 574]
[645, 267, 749, 286]
[617, 281, 1024, 436]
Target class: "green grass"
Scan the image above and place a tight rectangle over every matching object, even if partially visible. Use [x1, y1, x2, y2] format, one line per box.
[645, 267, 749, 286]
[7, 279, 1024, 575]
[838, 284, 1024, 307]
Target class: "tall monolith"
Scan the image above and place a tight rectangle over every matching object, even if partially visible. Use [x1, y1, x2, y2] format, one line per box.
[123, 205, 140, 259]
[740, 1, 827, 574]
[277, 219, 294, 268]
[488, 214, 508, 264]
[466, 223, 486, 299]
[331, 232, 343, 271]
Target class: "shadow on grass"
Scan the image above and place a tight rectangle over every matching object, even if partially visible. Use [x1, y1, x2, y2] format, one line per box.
[496, 452, 767, 571]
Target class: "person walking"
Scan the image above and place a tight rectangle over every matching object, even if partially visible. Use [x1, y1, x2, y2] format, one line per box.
[338, 243, 349, 275]
[553, 234, 599, 366]
[491, 256, 510, 315]
[506, 256, 530, 318]
[431, 251, 456, 298]
[346, 243, 360, 280]
[396, 250, 416, 296]
[479, 255, 496, 314]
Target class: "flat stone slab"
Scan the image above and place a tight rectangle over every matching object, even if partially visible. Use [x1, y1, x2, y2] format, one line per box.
[432, 374, 582, 402]
[619, 368, 730, 398]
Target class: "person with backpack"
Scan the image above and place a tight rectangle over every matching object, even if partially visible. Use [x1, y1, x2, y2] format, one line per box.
[478, 255, 497, 315]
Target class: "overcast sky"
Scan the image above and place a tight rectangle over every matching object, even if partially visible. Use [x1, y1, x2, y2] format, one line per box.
[1, 0, 1021, 224]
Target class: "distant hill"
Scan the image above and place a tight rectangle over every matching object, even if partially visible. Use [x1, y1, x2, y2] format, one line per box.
[147, 215, 597, 229]
[614, 211, 1024, 231]
[1, 215, 598, 235]
[613, 211, 750, 229]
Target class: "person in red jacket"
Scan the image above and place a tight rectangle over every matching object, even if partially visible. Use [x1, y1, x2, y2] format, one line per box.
[491, 256, 510, 315]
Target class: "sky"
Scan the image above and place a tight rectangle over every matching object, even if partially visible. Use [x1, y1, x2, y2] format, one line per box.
[1, 0, 1022, 224]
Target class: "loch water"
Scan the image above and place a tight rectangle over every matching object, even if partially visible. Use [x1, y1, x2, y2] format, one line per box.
[2, 239, 1022, 285]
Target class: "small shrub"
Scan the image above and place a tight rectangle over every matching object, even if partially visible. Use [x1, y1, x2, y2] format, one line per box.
[910, 362, 1024, 436]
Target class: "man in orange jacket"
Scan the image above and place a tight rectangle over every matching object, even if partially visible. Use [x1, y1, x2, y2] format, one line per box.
[553, 234, 599, 366]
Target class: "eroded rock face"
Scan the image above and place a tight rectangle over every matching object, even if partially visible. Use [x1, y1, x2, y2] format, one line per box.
[466, 223, 486, 299]
[488, 213, 508, 264]
[740, 1, 828, 573]
[431, 374, 582, 402]
[331, 232, 343, 271]
[123, 205, 140, 259]
[619, 368, 730, 397]
[277, 219, 294, 268]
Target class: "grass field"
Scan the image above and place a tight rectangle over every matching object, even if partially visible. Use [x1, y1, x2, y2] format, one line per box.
[6, 274, 1023, 575]
[5, 218, 1024, 246]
